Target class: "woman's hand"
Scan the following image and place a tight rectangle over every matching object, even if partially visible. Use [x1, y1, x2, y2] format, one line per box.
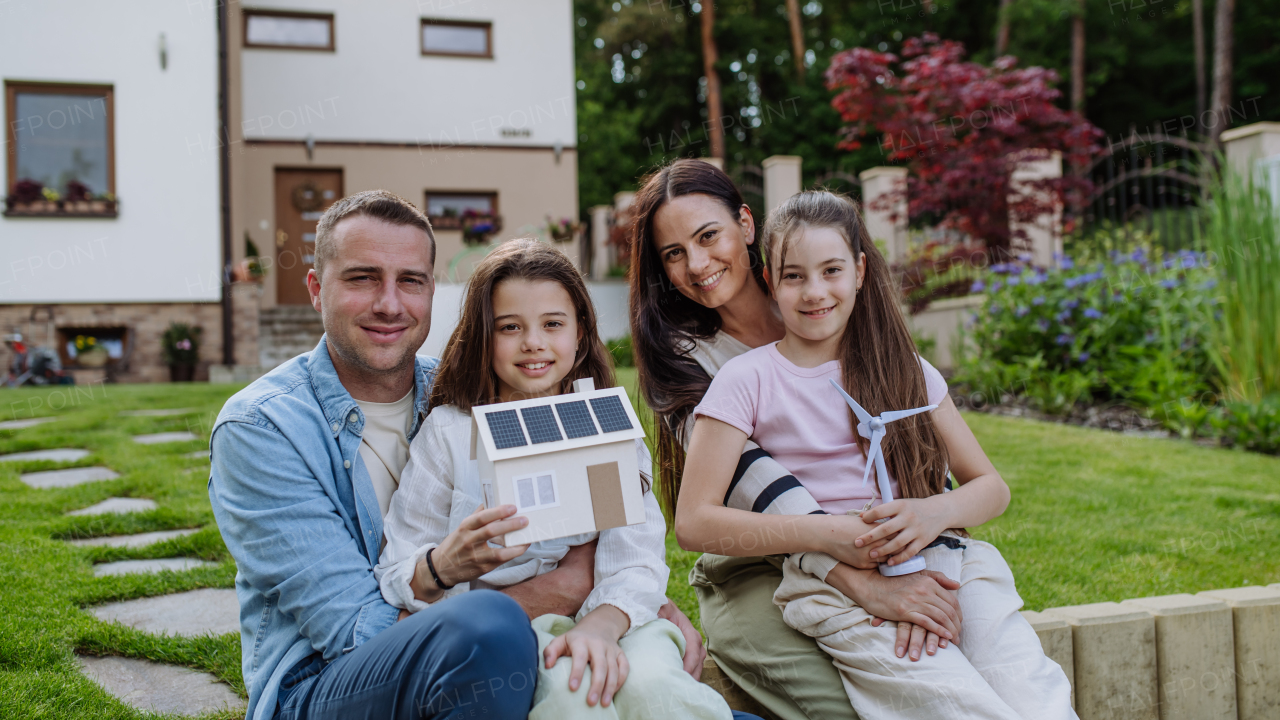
[856, 496, 952, 567]
[412, 504, 529, 601]
[543, 606, 631, 708]
[825, 563, 962, 643]
[658, 600, 706, 679]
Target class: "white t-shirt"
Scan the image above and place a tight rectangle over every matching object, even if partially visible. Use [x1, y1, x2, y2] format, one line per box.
[355, 390, 415, 518]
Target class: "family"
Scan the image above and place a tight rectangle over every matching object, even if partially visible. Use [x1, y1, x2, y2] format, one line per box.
[209, 159, 1077, 720]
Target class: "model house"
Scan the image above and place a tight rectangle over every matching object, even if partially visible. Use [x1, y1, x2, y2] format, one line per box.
[472, 380, 647, 546]
[1, 0, 579, 382]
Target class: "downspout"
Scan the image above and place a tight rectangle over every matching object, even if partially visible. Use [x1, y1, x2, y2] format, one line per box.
[217, 0, 235, 365]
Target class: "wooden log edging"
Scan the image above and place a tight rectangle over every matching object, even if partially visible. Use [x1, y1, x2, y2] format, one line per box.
[699, 583, 1280, 720]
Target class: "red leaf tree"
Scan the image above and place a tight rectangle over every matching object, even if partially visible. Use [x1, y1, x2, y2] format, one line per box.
[826, 33, 1104, 255]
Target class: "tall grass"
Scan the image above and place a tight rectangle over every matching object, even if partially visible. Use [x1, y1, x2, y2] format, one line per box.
[1198, 165, 1280, 402]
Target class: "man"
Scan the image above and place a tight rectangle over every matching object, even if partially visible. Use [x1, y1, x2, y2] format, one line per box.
[210, 190, 703, 720]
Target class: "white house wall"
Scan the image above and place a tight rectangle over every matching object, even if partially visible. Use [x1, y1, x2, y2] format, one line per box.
[0, 1, 221, 303]
[239, 0, 577, 148]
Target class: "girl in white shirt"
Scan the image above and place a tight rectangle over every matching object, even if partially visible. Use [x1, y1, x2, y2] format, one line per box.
[376, 238, 736, 719]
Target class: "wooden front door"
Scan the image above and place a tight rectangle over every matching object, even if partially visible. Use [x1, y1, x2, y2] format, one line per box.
[274, 168, 343, 305]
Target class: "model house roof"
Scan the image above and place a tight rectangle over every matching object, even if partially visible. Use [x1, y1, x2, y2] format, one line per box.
[471, 385, 645, 462]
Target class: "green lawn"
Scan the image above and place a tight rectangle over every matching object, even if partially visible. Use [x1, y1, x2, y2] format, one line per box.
[1, 376, 1277, 718]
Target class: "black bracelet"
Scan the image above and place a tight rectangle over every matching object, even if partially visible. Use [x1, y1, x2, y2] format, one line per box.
[425, 548, 453, 590]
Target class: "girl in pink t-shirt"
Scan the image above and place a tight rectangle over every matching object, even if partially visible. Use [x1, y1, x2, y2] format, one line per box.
[678, 191, 1076, 720]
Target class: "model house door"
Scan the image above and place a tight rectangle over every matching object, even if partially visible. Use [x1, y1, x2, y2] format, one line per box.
[274, 168, 342, 305]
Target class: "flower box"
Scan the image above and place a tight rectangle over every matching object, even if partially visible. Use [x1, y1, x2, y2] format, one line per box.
[4, 197, 119, 218]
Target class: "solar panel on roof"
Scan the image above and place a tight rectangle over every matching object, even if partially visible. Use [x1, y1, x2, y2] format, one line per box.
[590, 395, 633, 433]
[555, 400, 598, 439]
[485, 409, 527, 449]
[521, 405, 563, 444]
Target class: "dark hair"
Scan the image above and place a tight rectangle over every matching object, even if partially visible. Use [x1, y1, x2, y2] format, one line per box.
[761, 190, 950, 501]
[627, 158, 768, 517]
[430, 238, 615, 414]
[314, 190, 436, 278]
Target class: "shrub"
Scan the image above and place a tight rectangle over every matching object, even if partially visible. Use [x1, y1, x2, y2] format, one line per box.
[955, 245, 1218, 421]
[606, 335, 634, 368]
[1211, 395, 1280, 455]
[162, 322, 202, 366]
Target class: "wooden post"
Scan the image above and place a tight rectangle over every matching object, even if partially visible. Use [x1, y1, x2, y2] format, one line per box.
[700, 2, 725, 160]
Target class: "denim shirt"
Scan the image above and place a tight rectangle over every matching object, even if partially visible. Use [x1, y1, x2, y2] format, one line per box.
[208, 336, 438, 720]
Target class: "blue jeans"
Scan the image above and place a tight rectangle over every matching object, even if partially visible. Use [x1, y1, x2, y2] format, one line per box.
[277, 591, 538, 720]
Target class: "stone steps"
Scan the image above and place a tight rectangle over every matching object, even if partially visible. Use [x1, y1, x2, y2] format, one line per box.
[259, 305, 324, 369]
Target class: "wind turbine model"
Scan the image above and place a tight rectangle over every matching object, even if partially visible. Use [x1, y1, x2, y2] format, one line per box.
[829, 378, 936, 577]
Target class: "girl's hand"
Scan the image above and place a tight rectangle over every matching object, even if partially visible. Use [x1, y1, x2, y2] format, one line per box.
[870, 618, 949, 661]
[419, 504, 529, 596]
[820, 514, 892, 569]
[826, 564, 962, 642]
[856, 497, 951, 567]
[543, 606, 631, 707]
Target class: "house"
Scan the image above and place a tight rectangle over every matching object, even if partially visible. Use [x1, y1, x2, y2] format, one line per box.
[471, 379, 646, 547]
[1, 0, 579, 383]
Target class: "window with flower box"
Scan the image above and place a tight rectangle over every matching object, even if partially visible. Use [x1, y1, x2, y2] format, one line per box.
[4, 81, 116, 218]
[425, 191, 501, 245]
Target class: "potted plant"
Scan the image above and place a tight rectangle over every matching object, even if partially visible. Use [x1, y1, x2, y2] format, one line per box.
[545, 216, 581, 243]
[73, 335, 110, 368]
[162, 322, 202, 382]
[460, 209, 502, 246]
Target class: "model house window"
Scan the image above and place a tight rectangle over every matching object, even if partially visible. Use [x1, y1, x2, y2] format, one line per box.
[421, 19, 491, 58]
[514, 471, 559, 512]
[4, 81, 115, 217]
[244, 9, 334, 51]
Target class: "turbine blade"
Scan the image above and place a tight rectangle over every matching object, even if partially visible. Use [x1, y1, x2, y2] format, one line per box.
[859, 429, 881, 488]
[880, 405, 938, 423]
[873, 441, 894, 503]
[829, 378, 872, 424]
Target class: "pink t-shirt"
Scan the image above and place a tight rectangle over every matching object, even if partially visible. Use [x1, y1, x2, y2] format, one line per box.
[693, 342, 948, 515]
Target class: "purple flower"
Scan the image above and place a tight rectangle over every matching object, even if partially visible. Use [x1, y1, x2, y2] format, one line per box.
[1055, 310, 1071, 322]
[1061, 298, 1079, 309]
[1025, 273, 1046, 286]
[1078, 352, 1090, 362]
[1163, 257, 1176, 269]
[1016, 306, 1029, 317]
[1036, 319, 1050, 332]
[1083, 308, 1103, 319]
[1060, 255, 1075, 270]
[990, 281, 1003, 293]
[970, 280, 986, 293]
[1160, 278, 1178, 289]
[1199, 279, 1218, 290]
[1130, 248, 1147, 263]
[1007, 276, 1021, 286]
[1064, 276, 1080, 289]
[1032, 296, 1045, 305]
[989, 305, 1001, 314]
[1180, 254, 1198, 269]
[1055, 334, 1073, 345]
[991, 263, 1011, 274]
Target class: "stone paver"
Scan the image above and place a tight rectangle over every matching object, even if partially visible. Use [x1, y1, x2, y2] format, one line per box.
[0, 448, 89, 463]
[132, 432, 199, 445]
[67, 498, 157, 516]
[119, 408, 195, 417]
[90, 588, 239, 637]
[94, 558, 217, 577]
[77, 654, 245, 716]
[20, 466, 119, 489]
[69, 528, 201, 548]
[0, 416, 58, 430]
[185, 450, 210, 461]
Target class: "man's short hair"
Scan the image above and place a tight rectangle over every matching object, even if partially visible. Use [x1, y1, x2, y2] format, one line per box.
[313, 190, 436, 279]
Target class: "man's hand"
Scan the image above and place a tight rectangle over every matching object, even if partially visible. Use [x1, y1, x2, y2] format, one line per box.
[658, 600, 706, 680]
[501, 539, 597, 618]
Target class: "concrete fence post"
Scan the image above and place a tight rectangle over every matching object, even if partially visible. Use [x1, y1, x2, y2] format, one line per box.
[1044, 601, 1159, 720]
[1121, 594, 1237, 720]
[589, 205, 613, 280]
[1008, 149, 1063, 268]
[1198, 586, 1280, 720]
[858, 166, 909, 263]
[762, 155, 803, 218]
[1020, 610, 1076, 708]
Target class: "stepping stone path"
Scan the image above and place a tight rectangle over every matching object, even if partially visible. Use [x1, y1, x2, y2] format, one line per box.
[69, 528, 200, 548]
[0, 448, 89, 463]
[94, 558, 217, 577]
[119, 408, 195, 417]
[21, 466, 119, 489]
[0, 416, 58, 430]
[132, 432, 199, 445]
[68, 498, 157, 516]
[77, 654, 245, 716]
[91, 588, 239, 636]
[185, 450, 210, 461]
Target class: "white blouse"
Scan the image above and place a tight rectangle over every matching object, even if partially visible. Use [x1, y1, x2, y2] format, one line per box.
[374, 403, 670, 634]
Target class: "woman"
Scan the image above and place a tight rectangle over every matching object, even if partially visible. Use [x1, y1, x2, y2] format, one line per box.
[628, 159, 965, 720]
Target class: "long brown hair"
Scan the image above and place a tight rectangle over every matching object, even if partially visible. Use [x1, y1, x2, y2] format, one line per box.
[761, 190, 950, 501]
[628, 159, 769, 517]
[430, 238, 615, 413]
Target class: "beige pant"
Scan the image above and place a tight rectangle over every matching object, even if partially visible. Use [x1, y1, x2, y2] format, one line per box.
[528, 615, 734, 720]
[774, 537, 1077, 720]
